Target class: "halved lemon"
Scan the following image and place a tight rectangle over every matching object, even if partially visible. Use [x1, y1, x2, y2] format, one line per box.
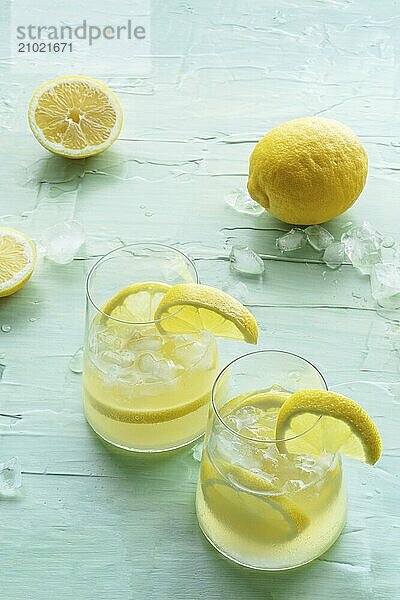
[275, 389, 382, 464]
[28, 75, 123, 158]
[154, 283, 258, 344]
[201, 452, 308, 542]
[0, 228, 36, 297]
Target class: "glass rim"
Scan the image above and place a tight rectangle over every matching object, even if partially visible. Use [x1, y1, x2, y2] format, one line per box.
[85, 242, 199, 325]
[211, 349, 327, 444]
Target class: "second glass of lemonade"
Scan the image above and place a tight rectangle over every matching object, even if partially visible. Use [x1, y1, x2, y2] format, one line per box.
[196, 350, 347, 570]
[83, 243, 219, 452]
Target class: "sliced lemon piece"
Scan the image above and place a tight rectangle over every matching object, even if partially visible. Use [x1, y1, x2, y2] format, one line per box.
[154, 283, 258, 344]
[0, 228, 36, 297]
[99, 281, 171, 342]
[275, 389, 382, 464]
[28, 75, 123, 158]
[201, 452, 308, 542]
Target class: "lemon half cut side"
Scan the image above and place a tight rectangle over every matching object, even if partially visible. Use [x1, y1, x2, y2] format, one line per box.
[28, 75, 123, 159]
[0, 228, 36, 297]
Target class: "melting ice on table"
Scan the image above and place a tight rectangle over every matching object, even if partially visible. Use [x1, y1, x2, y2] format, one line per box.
[224, 189, 265, 216]
[305, 225, 334, 251]
[370, 263, 400, 309]
[41, 220, 85, 264]
[69, 346, 83, 374]
[276, 228, 307, 252]
[0, 457, 22, 495]
[341, 222, 383, 275]
[229, 245, 265, 276]
[323, 242, 346, 269]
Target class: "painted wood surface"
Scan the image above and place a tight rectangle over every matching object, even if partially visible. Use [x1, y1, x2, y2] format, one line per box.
[0, 1, 399, 598]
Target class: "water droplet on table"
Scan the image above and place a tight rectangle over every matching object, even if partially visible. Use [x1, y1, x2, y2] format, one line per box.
[69, 346, 83, 374]
[224, 281, 249, 302]
[1, 324, 11, 333]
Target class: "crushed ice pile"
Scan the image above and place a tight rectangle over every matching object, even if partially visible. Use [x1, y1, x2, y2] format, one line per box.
[275, 222, 400, 309]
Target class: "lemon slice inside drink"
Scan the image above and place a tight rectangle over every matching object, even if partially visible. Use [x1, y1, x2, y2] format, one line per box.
[0, 228, 36, 297]
[201, 453, 309, 542]
[275, 389, 382, 464]
[28, 75, 123, 158]
[154, 283, 258, 344]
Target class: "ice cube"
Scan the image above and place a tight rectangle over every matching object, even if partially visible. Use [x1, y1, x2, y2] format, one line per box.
[225, 189, 265, 216]
[305, 225, 334, 251]
[276, 228, 306, 253]
[101, 349, 135, 368]
[69, 346, 83, 374]
[127, 334, 163, 353]
[192, 441, 204, 462]
[341, 222, 383, 274]
[370, 263, 400, 309]
[41, 220, 85, 264]
[224, 281, 249, 302]
[0, 457, 22, 495]
[322, 242, 345, 269]
[229, 245, 265, 276]
[172, 332, 214, 371]
[136, 353, 180, 381]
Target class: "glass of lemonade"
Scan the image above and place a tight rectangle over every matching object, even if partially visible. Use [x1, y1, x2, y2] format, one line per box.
[196, 350, 347, 570]
[83, 243, 219, 452]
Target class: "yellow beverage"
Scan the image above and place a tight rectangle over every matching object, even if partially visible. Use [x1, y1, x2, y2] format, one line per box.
[84, 313, 219, 452]
[196, 387, 347, 570]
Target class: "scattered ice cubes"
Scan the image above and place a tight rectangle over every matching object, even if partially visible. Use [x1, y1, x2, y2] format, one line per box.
[69, 346, 83, 373]
[276, 228, 306, 253]
[341, 222, 383, 275]
[192, 441, 204, 462]
[229, 245, 265, 276]
[0, 457, 22, 495]
[41, 220, 85, 264]
[224, 189, 265, 216]
[305, 225, 334, 251]
[224, 281, 249, 302]
[322, 242, 346, 269]
[370, 263, 400, 309]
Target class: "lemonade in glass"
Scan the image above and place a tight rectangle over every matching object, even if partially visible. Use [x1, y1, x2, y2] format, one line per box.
[83, 243, 258, 452]
[83, 243, 218, 452]
[196, 350, 381, 570]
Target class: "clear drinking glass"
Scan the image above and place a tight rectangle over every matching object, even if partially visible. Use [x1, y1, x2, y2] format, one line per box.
[83, 243, 219, 452]
[196, 350, 347, 570]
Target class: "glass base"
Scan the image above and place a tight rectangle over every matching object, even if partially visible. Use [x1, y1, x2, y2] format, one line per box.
[197, 518, 345, 571]
[86, 418, 204, 453]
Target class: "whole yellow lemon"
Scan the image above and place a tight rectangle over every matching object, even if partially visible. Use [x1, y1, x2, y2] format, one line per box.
[247, 117, 368, 225]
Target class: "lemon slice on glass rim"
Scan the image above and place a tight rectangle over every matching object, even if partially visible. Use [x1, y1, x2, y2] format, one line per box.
[154, 283, 258, 344]
[0, 228, 36, 297]
[275, 389, 382, 464]
[28, 75, 123, 159]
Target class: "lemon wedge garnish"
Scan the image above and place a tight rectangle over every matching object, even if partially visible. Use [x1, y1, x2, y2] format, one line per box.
[0, 228, 36, 297]
[154, 283, 258, 344]
[275, 389, 382, 464]
[201, 452, 308, 542]
[28, 75, 123, 158]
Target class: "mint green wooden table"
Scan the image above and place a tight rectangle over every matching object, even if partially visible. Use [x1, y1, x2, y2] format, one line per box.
[0, 1, 399, 598]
